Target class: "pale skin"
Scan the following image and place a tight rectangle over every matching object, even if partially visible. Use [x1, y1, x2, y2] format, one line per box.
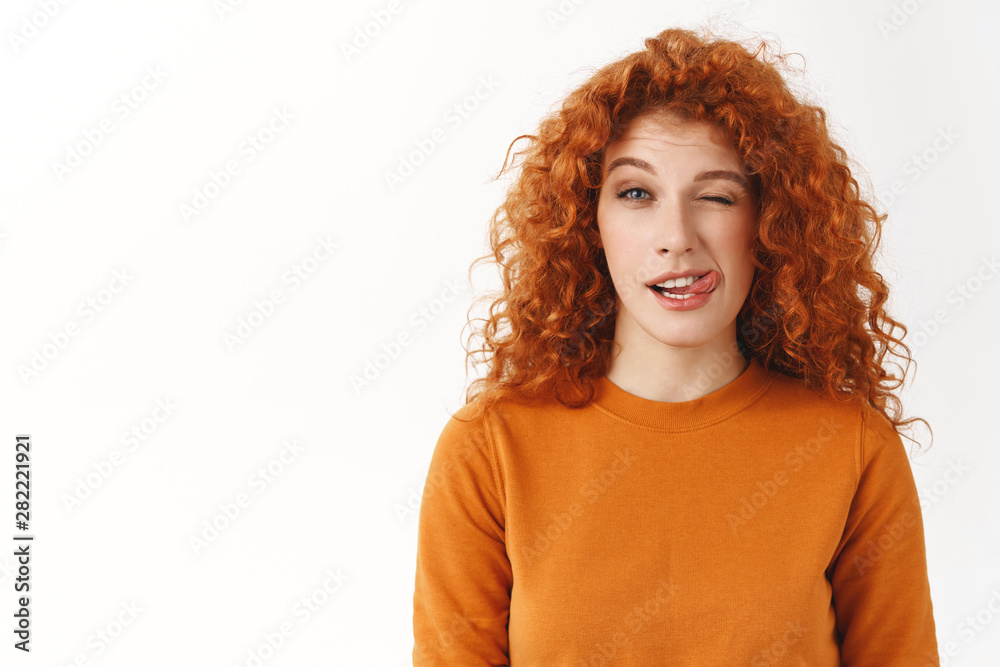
[595, 110, 758, 402]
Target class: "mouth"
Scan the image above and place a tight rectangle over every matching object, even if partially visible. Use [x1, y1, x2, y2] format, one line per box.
[649, 271, 718, 299]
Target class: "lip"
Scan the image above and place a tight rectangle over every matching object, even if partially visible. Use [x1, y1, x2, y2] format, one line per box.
[646, 269, 713, 286]
[649, 283, 715, 310]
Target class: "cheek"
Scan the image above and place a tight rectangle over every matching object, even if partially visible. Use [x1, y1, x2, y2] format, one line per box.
[712, 237, 755, 288]
[599, 228, 641, 277]
[730, 244, 757, 294]
[721, 217, 755, 271]
[595, 231, 634, 296]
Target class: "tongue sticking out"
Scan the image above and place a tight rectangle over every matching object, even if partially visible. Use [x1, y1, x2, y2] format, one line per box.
[662, 272, 716, 295]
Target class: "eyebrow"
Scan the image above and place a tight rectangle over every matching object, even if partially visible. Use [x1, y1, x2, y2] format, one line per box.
[605, 156, 749, 189]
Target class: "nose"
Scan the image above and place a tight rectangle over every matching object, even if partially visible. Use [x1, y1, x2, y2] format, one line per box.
[653, 197, 698, 255]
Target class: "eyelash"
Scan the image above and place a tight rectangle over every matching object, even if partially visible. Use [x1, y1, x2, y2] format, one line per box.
[614, 187, 734, 206]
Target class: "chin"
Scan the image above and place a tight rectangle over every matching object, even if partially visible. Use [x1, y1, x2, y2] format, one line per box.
[648, 328, 721, 349]
[664, 338, 719, 350]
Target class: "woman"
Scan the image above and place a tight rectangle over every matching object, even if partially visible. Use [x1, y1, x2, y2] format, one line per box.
[413, 26, 939, 665]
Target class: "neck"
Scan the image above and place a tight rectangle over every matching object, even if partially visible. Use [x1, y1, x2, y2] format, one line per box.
[604, 334, 748, 404]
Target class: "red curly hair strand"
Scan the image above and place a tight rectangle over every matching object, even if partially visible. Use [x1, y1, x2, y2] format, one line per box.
[456, 26, 931, 453]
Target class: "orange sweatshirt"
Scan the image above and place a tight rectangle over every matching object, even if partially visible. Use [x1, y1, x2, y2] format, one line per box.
[412, 357, 939, 665]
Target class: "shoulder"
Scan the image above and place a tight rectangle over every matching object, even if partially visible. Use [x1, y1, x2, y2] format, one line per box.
[759, 366, 868, 429]
[432, 399, 495, 462]
[763, 366, 913, 482]
[429, 396, 522, 481]
[856, 401, 915, 487]
[445, 388, 565, 435]
[758, 367, 870, 472]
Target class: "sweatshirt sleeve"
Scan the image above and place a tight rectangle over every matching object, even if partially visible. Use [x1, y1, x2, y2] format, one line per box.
[827, 404, 939, 665]
[412, 406, 512, 666]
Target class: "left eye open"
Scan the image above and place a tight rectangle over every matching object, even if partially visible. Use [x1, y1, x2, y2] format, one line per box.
[615, 187, 648, 200]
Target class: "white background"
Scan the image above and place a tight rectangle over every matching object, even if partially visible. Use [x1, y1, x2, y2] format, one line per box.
[0, 0, 997, 664]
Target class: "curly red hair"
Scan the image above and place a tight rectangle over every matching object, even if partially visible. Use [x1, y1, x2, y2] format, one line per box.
[457, 26, 931, 452]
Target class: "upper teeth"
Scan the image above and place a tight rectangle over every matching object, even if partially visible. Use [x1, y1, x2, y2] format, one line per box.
[656, 274, 704, 289]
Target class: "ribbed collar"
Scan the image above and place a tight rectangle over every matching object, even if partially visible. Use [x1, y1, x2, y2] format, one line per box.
[592, 357, 775, 431]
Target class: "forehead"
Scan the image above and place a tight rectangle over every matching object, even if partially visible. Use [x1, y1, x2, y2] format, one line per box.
[602, 112, 738, 163]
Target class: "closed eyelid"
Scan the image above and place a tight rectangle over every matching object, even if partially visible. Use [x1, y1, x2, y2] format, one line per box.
[613, 185, 737, 199]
